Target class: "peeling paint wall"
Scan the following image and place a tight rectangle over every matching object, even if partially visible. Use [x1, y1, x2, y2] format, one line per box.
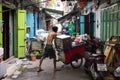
[85, 1, 107, 38]
[95, 3, 106, 38]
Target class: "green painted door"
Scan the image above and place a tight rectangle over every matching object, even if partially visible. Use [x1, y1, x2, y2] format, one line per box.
[14, 10, 26, 58]
[0, 4, 2, 47]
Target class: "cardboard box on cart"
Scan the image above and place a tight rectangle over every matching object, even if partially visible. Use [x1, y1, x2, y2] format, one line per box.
[56, 35, 72, 50]
[56, 35, 71, 63]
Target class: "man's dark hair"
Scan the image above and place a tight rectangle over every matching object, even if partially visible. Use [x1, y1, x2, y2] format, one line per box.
[52, 26, 58, 32]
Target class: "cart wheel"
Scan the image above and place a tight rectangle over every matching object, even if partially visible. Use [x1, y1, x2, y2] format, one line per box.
[70, 54, 83, 69]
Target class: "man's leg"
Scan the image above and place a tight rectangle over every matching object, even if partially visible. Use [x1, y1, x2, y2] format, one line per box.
[53, 58, 61, 71]
[37, 57, 44, 72]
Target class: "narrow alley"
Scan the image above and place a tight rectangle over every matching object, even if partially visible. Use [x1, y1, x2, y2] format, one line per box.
[0, 0, 120, 80]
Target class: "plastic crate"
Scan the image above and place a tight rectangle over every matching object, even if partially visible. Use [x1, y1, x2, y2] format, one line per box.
[30, 39, 42, 51]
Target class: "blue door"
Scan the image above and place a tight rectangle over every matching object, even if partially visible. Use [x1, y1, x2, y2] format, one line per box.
[80, 16, 85, 34]
[26, 13, 34, 38]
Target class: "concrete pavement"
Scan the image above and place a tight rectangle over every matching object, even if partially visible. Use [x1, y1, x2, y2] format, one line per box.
[2, 58, 90, 80]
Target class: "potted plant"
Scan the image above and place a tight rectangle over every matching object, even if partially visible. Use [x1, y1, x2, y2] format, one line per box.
[30, 53, 36, 61]
[30, 50, 38, 61]
[30, 50, 43, 61]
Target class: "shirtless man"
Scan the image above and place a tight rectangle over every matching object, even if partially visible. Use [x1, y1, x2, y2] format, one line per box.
[37, 26, 60, 72]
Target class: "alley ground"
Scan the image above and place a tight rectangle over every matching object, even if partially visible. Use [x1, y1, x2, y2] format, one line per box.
[3, 58, 90, 80]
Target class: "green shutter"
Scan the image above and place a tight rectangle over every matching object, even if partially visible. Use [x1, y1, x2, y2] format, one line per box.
[113, 21, 117, 35]
[109, 21, 113, 37]
[100, 5, 120, 41]
[0, 4, 2, 47]
[14, 10, 26, 58]
[118, 5, 120, 35]
[106, 22, 109, 39]
[112, 5, 118, 36]
[109, 8, 113, 37]
[104, 21, 106, 40]
[100, 10, 103, 40]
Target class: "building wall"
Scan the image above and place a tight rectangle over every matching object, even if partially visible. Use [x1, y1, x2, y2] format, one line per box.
[84, 1, 107, 38]
[94, 0, 120, 40]
[95, 3, 106, 38]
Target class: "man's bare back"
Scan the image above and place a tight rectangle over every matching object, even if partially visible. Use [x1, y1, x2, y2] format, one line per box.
[46, 32, 57, 45]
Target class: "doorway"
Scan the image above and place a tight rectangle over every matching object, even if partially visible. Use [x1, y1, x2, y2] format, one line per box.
[2, 7, 10, 60]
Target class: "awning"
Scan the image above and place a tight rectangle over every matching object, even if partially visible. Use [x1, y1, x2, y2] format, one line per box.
[42, 8, 64, 20]
[57, 8, 81, 22]
[22, 0, 39, 7]
[43, 8, 64, 15]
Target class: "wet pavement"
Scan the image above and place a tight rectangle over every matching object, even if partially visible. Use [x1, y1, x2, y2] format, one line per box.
[5, 58, 90, 80]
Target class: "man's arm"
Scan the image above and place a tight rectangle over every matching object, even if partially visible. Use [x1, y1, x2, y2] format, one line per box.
[53, 33, 57, 49]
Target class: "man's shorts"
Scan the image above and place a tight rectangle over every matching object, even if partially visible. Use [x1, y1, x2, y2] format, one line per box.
[42, 44, 56, 59]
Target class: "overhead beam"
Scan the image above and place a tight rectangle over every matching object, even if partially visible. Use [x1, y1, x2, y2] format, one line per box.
[43, 8, 64, 15]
